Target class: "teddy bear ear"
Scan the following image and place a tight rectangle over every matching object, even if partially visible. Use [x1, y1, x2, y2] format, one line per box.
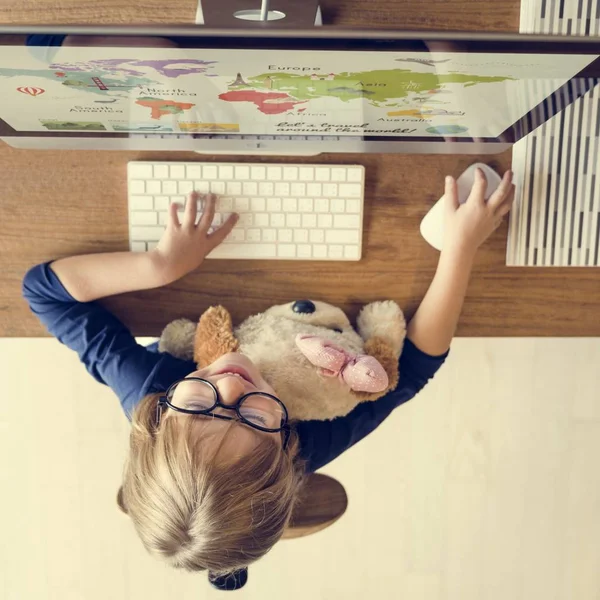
[360, 337, 400, 394]
[194, 306, 240, 367]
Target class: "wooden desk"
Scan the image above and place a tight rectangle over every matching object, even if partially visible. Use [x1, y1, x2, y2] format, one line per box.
[1, 0, 599, 337]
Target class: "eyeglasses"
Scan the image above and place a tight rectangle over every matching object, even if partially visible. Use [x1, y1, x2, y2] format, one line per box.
[156, 378, 291, 449]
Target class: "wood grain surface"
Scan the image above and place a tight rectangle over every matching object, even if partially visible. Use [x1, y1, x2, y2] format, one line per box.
[1, 0, 598, 337]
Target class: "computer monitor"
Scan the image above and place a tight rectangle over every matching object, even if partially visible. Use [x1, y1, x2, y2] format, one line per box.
[0, 25, 599, 155]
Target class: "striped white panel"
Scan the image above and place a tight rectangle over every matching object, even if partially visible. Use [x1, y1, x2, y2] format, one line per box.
[506, 0, 600, 266]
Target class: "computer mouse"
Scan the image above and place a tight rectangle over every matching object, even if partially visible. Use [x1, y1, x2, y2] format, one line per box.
[420, 162, 503, 251]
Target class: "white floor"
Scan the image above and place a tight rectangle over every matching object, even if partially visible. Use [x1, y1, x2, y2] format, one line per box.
[1, 338, 599, 600]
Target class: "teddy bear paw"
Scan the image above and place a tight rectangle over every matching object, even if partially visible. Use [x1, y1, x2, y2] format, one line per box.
[356, 300, 406, 354]
[158, 318, 197, 361]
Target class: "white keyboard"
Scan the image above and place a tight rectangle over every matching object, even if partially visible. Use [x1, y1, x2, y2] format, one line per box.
[127, 161, 365, 261]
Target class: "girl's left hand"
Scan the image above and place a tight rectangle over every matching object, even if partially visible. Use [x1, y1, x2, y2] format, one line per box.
[150, 192, 239, 284]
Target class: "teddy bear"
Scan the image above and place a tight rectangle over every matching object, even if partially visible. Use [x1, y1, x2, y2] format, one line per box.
[158, 299, 406, 421]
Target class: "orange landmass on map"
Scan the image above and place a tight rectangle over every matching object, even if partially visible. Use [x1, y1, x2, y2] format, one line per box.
[135, 98, 195, 120]
[218, 90, 306, 115]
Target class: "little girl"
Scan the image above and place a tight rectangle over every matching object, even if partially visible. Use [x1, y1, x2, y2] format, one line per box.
[23, 169, 514, 582]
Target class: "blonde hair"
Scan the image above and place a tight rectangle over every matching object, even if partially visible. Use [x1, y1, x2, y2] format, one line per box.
[118, 392, 305, 575]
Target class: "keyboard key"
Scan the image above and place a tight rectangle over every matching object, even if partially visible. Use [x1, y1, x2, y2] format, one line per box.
[318, 214, 333, 229]
[204, 165, 218, 179]
[209, 243, 277, 259]
[194, 181, 210, 194]
[267, 166, 282, 180]
[211, 182, 225, 195]
[298, 198, 314, 213]
[226, 181, 242, 196]
[275, 182, 290, 196]
[215, 197, 230, 211]
[294, 229, 309, 243]
[259, 182, 274, 196]
[334, 214, 361, 228]
[228, 228, 245, 242]
[186, 165, 202, 179]
[154, 196, 169, 210]
[282, 198, 297, 212]
[344, 246, 361, 260]
[278, 229, 293, 242]
[283, 166, 298, 180]
[330, 199, 346, 213]
[297, 244, 312, 258]
[153, 164, 170, 179]
[322, 183, 338, 197]
[146, 180, 162, 195]
[212, 213, 222, 226]
[235, 197, 250, 211]
[331, 168, 347, 182]
[302, 214, 317, 228]
[130, 180, 145, 194]
[243, 182, 258, 196]
[347, 168, 363, 182]
[130, 196, 154, 210]
[291, 182, 306, 196]
[131, 211, 158, 225]
[299, 167, 314, 181]
[129, 163, 153, 179]
[339, 183, 362, 197]
[238, 213, 253, 227]
[251, 166, 266, 180]
[307, 183, 322, 196]
[310, 229, 325, 243]
[346, 199, 361, 213]
[271, 213, 285, 227]
[251, 198, 266, 212]
[263, 229, 277, 242]
[286, 213, 301, 228]
[130, 241, 147, 252]
[131, 226, 164, 241]
[314, 198, 329, 213]
[254, 213, 269, 227]
[235, 165, 250, 179]
[328, 245, 344, 258]
[277, 244, 296, 258]
[315, 167, 330, 181]
[326, 230, 360, 244]
[178, 181, 194, 195]
[170, 165, 185, 179]
[246, 228, 261, 242]
[162, 181, 178, 195]
[313, 245, 327, 258]
[267, 198, 282, 212]
[158, 212, 168, 225]
[219, 165, 234, 179]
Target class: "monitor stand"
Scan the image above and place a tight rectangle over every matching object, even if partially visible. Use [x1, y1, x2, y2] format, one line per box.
[195, 0, 324, 156]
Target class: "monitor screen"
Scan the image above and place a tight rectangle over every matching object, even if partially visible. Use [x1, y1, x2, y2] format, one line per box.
[0, 26, 599, 152]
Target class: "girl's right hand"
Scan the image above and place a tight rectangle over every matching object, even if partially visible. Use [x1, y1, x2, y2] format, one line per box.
[443, 168, 515, 257]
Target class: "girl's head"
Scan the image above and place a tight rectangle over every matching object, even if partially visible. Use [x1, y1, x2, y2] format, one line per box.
[118, 352, 305, 575]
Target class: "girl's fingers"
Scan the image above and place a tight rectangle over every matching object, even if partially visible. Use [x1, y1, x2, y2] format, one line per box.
[183, 191, 199, 226]
[488, 171, 514, 212]
[168, 201, 181, 227]
[208, 212, 239, 247]
[467, 167, 488, 206]
[495, 190, 515, 217]
[444, 175, 459, 213]
[197, 193, 217, 230]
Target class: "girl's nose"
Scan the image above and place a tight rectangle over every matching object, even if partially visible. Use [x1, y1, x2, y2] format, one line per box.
[214, 375, 249, 405]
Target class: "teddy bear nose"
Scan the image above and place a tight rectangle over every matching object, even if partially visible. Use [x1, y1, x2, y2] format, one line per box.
[292, 300, 316, 314]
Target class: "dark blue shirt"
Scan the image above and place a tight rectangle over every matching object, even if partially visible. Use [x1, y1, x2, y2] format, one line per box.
[22, 262, 449, 472]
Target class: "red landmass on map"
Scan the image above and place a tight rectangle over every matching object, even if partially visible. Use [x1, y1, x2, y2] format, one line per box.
[135, 98, 195, 120]
[218, 90, 306, 115]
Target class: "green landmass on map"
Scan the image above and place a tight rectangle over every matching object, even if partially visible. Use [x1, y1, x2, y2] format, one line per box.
[244, 69, 513, 106]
